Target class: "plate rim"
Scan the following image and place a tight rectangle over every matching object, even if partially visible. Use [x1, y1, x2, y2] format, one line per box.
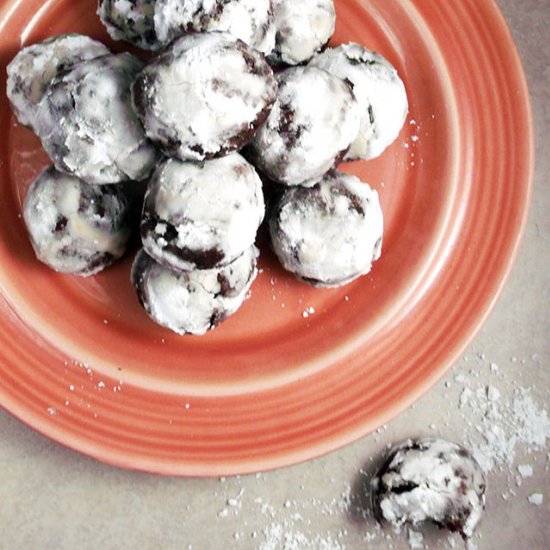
[0, 0, 534, 476]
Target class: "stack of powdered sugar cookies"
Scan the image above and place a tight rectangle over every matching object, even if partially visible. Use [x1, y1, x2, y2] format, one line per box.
[7, 0, 408, 335]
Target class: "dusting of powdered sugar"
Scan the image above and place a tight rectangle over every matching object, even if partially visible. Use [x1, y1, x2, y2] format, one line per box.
[249, 66, 361, 187]
[445, 353, 550, 480]
[133, 32, 277, 162]
[270, 0, 336, 65]
[141, 154, 264, 272]
[6, 34, 110, 130]
[154, 0, 275, 54]
[309, 43, 408, 161]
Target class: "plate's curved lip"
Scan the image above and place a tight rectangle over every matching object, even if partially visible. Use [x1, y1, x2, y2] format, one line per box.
[329, 0, 534, 463]
[340, 0, 535, 468]
[0, 0, 535, 477]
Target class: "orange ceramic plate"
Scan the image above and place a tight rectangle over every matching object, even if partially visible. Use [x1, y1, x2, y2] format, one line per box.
[0, 0, 533, 476]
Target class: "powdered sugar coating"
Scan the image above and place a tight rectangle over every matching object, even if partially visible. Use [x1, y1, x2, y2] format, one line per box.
[131, 246, 258, 335]
[23, 166, 133, 276]
[34, 53, 160, 185]
[141, 153, 265, 271]
[270, 0, 335, 65]
[309, 43, 408, 160]
[248, 66, 360, 187]
[154, 0, 275, 54]
[269, 171, 383, 287]
[98, 0, 159, 51]
[371, 438, 486, 538]
[6, 34, 110, 130]
[132, 32, 277, 162]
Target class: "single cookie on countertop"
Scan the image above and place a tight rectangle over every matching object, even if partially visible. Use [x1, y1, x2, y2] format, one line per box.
[132, 32, 278, 162]
[269, 170, 383, 287]
[141, 153, 265, 272]
[98, 0, 159, 51]
[247, 66, 360, 187]
[23, 166, 133, 276]
[154, 0, 275, 54]
[269, 0, 335, 66]
[131, 245, 259, 335]
[309, 43, 408, 160]
[6, 34, 110, 131]
[34, 53, 160, 185]
[371, 438, 487, 539]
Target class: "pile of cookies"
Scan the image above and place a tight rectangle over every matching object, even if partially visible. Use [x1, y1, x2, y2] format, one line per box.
[7, 0, 408, 335]
[8, 34, 157, 277]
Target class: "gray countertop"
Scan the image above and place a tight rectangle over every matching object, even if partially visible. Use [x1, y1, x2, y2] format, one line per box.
[1, 0, 549, 548]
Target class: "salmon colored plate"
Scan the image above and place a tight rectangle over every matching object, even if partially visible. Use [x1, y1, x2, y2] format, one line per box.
[0, 0, 533, 476]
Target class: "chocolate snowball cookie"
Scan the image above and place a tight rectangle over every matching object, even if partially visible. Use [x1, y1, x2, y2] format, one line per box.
[141, 153, 264, 272]
[270, 0, 335, 65]
[131, 246, 258, 335]
[309, 43, 408, 160]
[371, 438, 487, 539]
[98, 0, 159, 51]
[6, 34, 109, 131]
[154, 0, 275, 54]
[34, 53, 160, 185]
[132, 32, 277, 162]
[23, 166, 133, 276]
[247, 66, 360, 187]
[269, 171, 383, 287]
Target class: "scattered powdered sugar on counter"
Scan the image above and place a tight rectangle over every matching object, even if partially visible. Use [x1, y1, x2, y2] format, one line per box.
[44, 343, 547, 548]
[456, 360, 550, 474]
[199, 350, 549, 550]
[260, 523, 345, 550]
[42, 331, 547, 549]
[518, 464, 534, 478]
[407, 529, 424, 549]
[210, 476, 356, 549]
[528, 493, 544, 506]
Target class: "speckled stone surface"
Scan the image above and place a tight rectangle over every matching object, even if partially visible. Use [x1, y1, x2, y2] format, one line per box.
[1, 1, 549, 548]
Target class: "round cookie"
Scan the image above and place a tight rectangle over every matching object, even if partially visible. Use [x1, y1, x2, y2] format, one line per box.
[34, 53, 160, 185]
[132, 32, 277, 162]
[98, 0, 159, 51]
[269, 171, 383, 287]
[270, 0, 335, 65]
[371, 438, 487, 539]
[154, 0, 275, 54]
[131, 246, 259, 335]
[6, 34, 110, 131]
[23, 166, 133, 276]
[247, 66, 360, 187]
[141, 153, 265, 272]
[309, 43, 408, 160]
